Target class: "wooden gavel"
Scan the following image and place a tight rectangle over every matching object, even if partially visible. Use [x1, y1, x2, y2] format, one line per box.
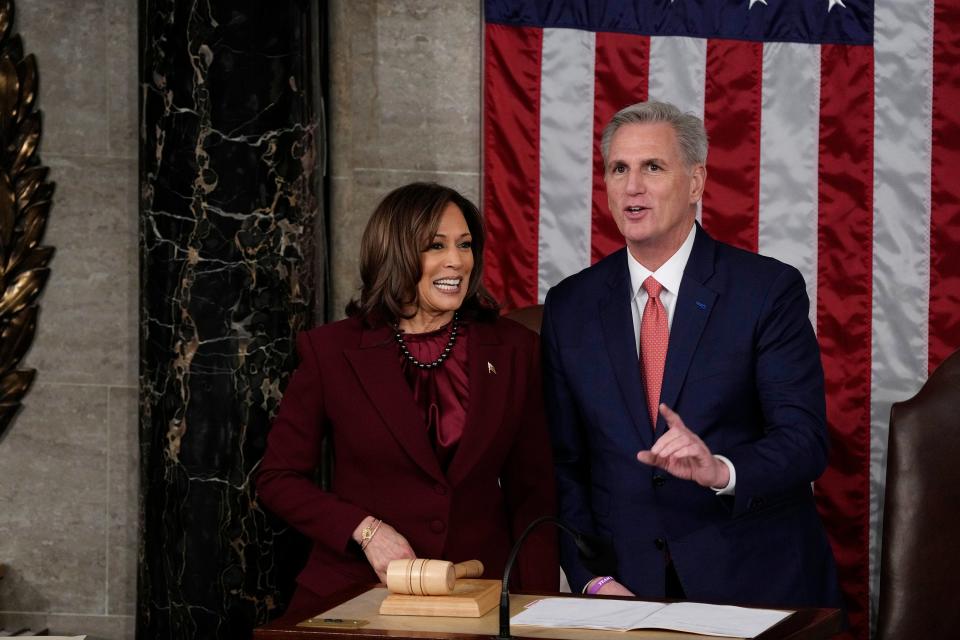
[385, 558, 484, 596]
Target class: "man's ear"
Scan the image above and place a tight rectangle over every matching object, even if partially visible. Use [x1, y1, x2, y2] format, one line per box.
[689, 164, 706, 203]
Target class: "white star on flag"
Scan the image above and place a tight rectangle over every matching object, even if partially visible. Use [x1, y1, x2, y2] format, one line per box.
[828, 0, 847, 9]
[749, 0, 768, 7]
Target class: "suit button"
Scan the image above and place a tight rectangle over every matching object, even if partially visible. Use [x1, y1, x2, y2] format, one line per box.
[430, 520, 446, 533]
[654, 538, 666, 551]
[434, 484, 448, 496]
[653, 475, 666, 488]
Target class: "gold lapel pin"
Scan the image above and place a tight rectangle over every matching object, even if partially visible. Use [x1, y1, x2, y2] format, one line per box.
[487, 361, 497, 374]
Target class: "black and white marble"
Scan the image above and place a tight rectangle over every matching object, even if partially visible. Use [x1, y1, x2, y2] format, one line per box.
[139, 1, 323, 637]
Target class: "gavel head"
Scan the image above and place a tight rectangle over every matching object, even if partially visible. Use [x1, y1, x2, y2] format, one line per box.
[386, 558, 456, 596]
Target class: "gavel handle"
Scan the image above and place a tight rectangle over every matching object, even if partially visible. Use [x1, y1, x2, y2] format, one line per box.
[453, 559, 484, 579]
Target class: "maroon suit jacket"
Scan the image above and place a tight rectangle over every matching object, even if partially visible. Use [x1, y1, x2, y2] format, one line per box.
[256, 315, 559, 599]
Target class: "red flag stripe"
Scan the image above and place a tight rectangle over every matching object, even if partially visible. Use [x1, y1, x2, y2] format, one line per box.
[482, 24, 542, 309]
[816, 43, 874, 640]
[929, 0, 960, 372]
[590, 32, 651, 264]
[701, 40, 763, 253]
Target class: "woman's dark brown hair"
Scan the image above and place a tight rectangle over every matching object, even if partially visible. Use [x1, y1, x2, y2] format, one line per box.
[346, 182, 500, 326]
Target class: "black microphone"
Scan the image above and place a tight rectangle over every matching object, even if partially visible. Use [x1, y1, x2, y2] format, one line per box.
[496, 515, 617, 640]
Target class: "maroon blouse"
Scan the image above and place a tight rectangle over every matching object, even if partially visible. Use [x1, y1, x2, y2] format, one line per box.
[399, 321, 470, 470]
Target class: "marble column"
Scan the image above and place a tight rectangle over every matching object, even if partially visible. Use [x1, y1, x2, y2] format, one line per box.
[139, 1, 324, 638]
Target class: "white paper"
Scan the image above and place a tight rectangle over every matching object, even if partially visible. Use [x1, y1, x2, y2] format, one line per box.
[513, 598, 666, 630]
[512, 598, 793, 638]
[639, 602, 793, 637]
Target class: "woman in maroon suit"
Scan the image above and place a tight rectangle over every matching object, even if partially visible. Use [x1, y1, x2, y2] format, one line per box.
[256, 182, 558, 619]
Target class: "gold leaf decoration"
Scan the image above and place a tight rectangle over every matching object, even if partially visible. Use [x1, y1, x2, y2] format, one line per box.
[0, 0, 54, 441]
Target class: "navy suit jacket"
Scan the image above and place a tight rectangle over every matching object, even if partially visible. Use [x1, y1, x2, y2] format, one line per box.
[542, 224, 841, 608]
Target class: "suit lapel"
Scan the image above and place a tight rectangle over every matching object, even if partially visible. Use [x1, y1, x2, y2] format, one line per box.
[658, 225, 718, 435]
[599, 250, 655, 450]
[446, 321, 511, 486]
[344, 325, 445, 483]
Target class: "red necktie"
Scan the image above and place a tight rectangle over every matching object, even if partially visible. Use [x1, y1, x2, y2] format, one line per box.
[641, 276, 668, 428]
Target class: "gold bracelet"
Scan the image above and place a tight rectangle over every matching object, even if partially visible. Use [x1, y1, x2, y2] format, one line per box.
[360, 518, 382, 550]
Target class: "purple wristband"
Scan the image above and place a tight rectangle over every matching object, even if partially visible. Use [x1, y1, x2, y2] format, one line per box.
[587, 576, 614, 595]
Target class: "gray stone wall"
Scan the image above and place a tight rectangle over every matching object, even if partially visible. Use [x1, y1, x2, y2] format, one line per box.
[0, 1, 138, 638]
[328, 0, 483, 319]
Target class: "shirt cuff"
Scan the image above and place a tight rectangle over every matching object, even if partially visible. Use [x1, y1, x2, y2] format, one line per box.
[712, 455, 736, 495]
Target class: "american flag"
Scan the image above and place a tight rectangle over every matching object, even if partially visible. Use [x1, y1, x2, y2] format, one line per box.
[481, 1, 960, 638]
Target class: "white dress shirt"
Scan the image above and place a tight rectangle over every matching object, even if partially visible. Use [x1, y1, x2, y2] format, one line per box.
[626, 224, 736, 494]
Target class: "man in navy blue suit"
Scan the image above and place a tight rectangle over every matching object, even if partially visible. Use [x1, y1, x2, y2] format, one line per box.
[542, 101, 841, 608]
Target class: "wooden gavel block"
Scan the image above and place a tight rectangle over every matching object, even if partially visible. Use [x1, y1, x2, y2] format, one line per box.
[385, 558, 484, 596]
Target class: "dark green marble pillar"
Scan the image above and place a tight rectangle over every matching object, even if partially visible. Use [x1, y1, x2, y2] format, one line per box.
[138, 1, 325, 637]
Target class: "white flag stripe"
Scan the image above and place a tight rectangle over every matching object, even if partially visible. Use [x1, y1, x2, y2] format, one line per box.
[538, 28, 597, 301]
[648, 36, 707, 121]
[648, 36, 707, 224]
[870, 0, 935, 629]
[757, 41, 821, 326]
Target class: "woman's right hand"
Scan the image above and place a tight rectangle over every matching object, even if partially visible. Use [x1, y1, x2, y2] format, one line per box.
[354, 517, 416, 583]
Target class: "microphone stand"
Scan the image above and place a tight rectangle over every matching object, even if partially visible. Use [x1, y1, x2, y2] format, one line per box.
[496, 515, 617, 640]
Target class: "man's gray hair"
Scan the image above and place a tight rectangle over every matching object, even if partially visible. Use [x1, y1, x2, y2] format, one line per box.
[600, 101, 708, 169]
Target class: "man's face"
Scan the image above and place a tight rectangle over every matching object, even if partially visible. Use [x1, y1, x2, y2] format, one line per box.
[604, 121, 705, 269]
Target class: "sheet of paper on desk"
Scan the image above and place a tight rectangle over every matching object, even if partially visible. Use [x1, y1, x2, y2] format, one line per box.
[511, 598, 793, 638]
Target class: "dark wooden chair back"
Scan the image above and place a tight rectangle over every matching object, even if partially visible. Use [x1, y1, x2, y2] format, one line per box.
[504, 304, 544, 335]
[876, 348, 960, 639]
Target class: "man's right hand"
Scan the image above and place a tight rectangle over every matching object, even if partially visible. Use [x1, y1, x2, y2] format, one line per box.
[592, 578, 635, 597]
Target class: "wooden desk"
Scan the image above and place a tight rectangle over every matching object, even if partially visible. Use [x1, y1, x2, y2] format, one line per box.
[254, 585, 842, 640]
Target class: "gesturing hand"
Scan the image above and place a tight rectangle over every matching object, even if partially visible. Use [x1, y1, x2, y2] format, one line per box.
[354, 518, 416, 583]
[636, 403, 730, 490]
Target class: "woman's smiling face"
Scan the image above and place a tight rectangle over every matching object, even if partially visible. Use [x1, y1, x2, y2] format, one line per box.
[410, 202, 474, 328]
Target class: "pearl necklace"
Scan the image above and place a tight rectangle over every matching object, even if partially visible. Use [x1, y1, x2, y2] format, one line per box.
[394, 312, 460, 369]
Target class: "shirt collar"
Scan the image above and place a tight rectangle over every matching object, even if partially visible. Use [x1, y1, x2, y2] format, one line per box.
[627, 223, 697, 299]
